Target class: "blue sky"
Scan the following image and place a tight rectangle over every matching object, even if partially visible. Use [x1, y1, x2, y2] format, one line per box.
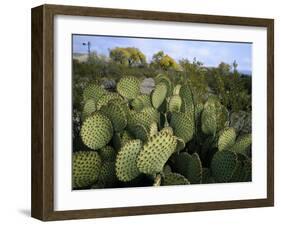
[73, 35, 252, 71]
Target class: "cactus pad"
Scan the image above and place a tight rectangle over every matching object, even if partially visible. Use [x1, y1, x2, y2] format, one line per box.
[175, 152, 202, 184]
[230, 134, 252, 155]
[211, 150, 238, 183]
[99, 146, 116, 162]
[173, 84, 182, 95]
[168, 95, 182, 112]
[170, 112, 194, 143]
[73, 151, 101, 188]
[149, 122, 158, 137]
[83, 83, 107, 102]
[162, 172, 190, 186]
[117, 76, 140, 100]
[127, 110, 153, 132]
[115, 139, 142, 182]
[151, 82, 168, 109]
[99, 162, 117, 187]
[82, 99, 96, 121]
[218, 127, 236, 151]
[80, 113, 113, 150]
[137, 130, 177, 174]
[96, 93, 122, 110]
[141, 107, 160, 123]
[131, 94, 152, 111]
[130, 124, 149, 142]
[100, 103, 127, 132]
[201, 101, 217, 135]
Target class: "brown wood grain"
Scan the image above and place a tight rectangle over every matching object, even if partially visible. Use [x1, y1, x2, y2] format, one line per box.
[31, 4, 274, 221]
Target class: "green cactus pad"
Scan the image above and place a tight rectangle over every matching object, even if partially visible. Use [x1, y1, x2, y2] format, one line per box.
[229, 160, 244, 182]
[115, 139, 142, 182]
[201, 97, 229, 135]
[170, 112, 194, 143]
[130, 124, 149, 142]
[161, 126, 174, 135]
[175, 152, 202, 184]
[100, 103, 127, 132]
[179, 84, 194, 113]
[168, 95, 182, 112]
[201, 101, 217, 135]
[99, 146, 116, 162]
[131, 94, 152, 111]
[81, 99, 96, 121]
[120, 130, 134, 147]
[117, 76, 140, 100]
[211, 150, 238, 183]
[73, 151, 102, 188]
[155, 74, 173, 96]
[99, 162, 117, 187]
[162, 172, 190, 186]
[149, 122, 158, 137]
[83, 83, 107, 102]
[137, 130, 177, 175]
[127, 110, 153, 132]
[151, 82, 168, 109]
[80, 113, 113, 150]
[141, 107, 160, 123]
[230, 134, 252, 155]
[96, 93, 122, 110]
[173, 84, 182, 95]
[218, 127, 236, 151]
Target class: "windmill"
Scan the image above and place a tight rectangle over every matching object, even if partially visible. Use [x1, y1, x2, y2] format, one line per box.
[82, 41, 91, 60]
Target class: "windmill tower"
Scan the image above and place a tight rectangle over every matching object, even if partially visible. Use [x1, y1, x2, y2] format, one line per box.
[82, 41, 91, 61]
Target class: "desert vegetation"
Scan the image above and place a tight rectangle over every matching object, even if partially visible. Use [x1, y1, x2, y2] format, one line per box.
[72, 46, 252, 189]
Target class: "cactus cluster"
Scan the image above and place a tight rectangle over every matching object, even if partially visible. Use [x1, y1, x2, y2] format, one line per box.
[73, 74, 252, 189]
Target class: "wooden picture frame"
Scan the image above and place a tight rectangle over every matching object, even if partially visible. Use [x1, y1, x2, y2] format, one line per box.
[31, 4, 274, 221]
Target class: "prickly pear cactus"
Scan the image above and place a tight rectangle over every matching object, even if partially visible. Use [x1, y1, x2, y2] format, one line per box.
[230, 134, 252, 155]
[100, 103, 127, 132]
[141, 107, 160, 124]
[211, 150, 238, 183]
[175, 152, 202, 184]
[115, 139, 142, 182]
[73, 151, 102, 188]
[170, 112, 194, 143]
[131, 94, 152, 111]
[117, 76, 140, 100]
[99, 161, 118, 188]
[99, 145, 116, 162]
[168, 95, 182, 112]
[137, 129, 177, 175]
[80, 112, 113, 150]
[162, 172, 190, 185]
[83, 83, 107, 102]
[96, 92, 122, 110]
[151, 82, 168, 109]
[218, 127, 236, 151]
[201, 100, 217, 135]
[74, 71, 252, 189]
[82, 99, 96, 121]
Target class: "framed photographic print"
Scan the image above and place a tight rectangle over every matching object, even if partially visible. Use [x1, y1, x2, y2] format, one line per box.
[31, 4, 274, 221]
